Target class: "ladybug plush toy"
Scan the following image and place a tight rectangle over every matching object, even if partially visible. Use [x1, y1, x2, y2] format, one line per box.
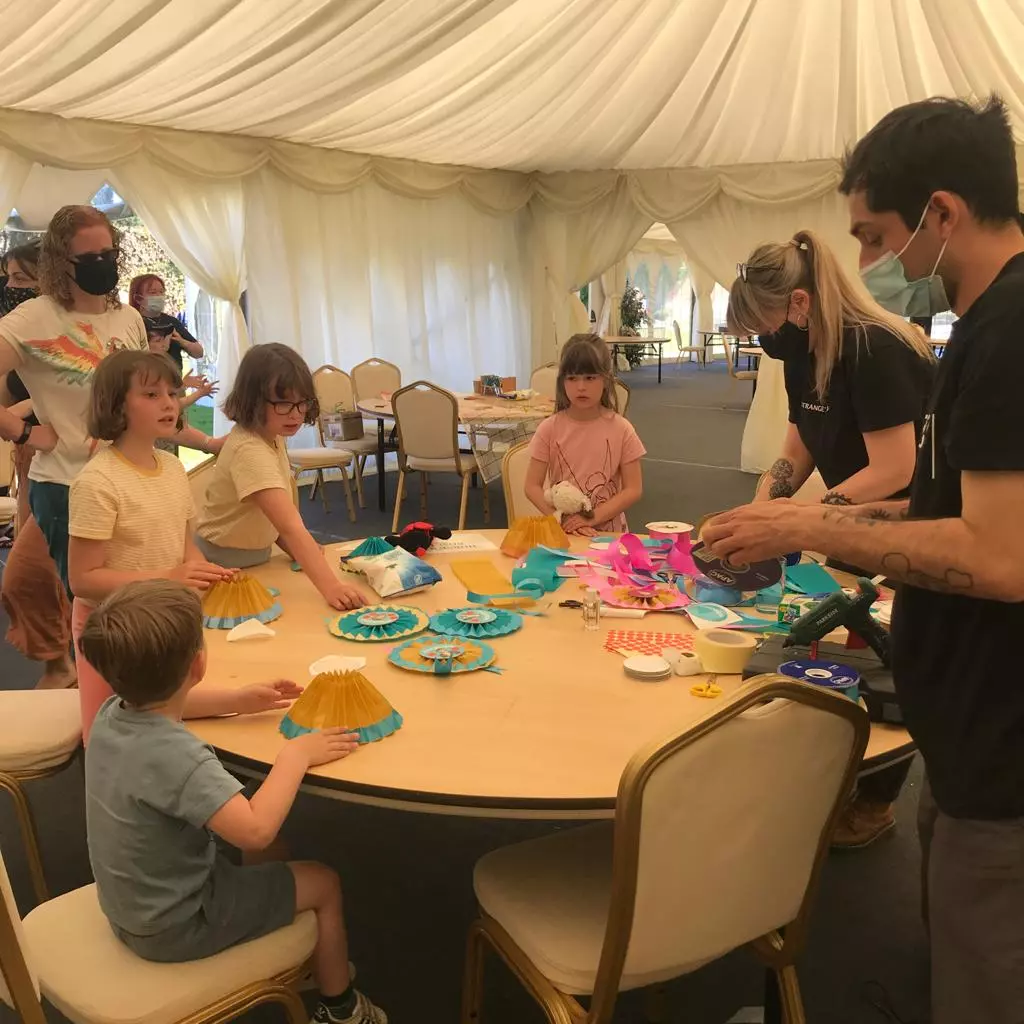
[385, 521, 453, 557]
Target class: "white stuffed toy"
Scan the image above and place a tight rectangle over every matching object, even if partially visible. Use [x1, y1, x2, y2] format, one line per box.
[544, 481, 593, 524]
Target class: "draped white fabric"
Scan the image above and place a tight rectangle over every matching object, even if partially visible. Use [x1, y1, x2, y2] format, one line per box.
[109, 158, 248, 435]
[668, 190, 859, 473]
[0, 148, 31, 232]
[243, 167, 531, 392]
[1, 0, 1021, 172]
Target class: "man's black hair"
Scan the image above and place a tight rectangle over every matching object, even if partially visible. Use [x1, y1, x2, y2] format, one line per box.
[840, 95, 1021, 229]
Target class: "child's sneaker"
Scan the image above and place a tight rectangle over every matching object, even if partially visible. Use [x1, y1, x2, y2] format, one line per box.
[311, 990, 387, 1024]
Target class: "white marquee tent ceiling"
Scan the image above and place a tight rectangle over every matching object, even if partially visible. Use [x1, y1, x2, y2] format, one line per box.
[2, 0, 1022, 173]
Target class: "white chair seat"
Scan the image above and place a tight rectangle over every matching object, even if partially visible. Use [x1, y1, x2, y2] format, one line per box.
[328, 435, 378, 455]
[287, 447, 353, 469]
[22, 883, 317, 1024]
[474, 822, 710, 995]
[407, 453, 475, 473]
[0, 691, 81, 772]
[0, 495, 16, 525]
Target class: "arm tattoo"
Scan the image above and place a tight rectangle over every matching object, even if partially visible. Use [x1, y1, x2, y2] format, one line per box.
[862, 507, 909, 522]
[768, 458, 795, 499]
[822, 491, 853, 506]
[879, 552, 974, 594]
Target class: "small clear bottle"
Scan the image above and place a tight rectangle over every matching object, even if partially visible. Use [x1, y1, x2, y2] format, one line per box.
[582, 587, 601, 631]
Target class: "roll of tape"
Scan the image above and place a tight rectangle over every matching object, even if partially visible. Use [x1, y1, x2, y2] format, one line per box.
[693, 577, 743, 606]
[671, 651, 704, 677]
[646, 520, 694, 539]
[693, 628, 757, 674]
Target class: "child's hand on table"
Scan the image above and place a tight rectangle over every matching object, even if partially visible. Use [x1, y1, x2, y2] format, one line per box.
[169, 560, 235, 590]
[562, 514, 597, 537]
[234, 679, 304, 715]
[286, 727, 361, 766]
[323, 578, 365, 611]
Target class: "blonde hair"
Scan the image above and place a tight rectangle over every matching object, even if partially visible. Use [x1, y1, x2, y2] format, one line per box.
[39, 205, 123, 311]
[727, 229, 935, 399]
[77, 581, 204, 705]
[556, 333, 618, 413]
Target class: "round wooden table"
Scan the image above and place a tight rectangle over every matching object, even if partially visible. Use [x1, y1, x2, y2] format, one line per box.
[189, 531, 915, 819]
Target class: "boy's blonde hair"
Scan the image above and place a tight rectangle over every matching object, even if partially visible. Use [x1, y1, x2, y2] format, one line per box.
[78, 581, 204, 705]
[727, 228, 935, 400]
[556, 333, 618, 413]
[88, 349, 183, 441]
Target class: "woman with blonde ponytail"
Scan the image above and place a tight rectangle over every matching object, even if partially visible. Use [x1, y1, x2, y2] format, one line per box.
[728, 229, 935, 507]
[728, 229, 936, 850]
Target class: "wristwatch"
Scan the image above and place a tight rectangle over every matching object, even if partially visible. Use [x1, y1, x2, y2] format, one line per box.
[13, 420, 31, 446]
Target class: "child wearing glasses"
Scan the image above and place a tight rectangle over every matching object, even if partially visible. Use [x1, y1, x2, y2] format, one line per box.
[196, 344, 364, 611]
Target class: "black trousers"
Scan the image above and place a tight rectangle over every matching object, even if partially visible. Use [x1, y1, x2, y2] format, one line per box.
[857, 757, 912, 804]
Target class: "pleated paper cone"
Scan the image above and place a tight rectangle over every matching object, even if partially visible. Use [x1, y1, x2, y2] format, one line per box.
[202, 573, 283, 629]
[500, 515, 568, 557]
[280, 670, 403, 744]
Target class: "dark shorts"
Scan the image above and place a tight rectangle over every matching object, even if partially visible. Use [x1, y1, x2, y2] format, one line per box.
[115, 857, 297, 962]
[29, 480, 70, 597]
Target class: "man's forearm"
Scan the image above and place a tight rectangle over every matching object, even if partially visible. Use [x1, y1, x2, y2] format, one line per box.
[801, 510, 1011, 599]
[824, 499, 910, 520]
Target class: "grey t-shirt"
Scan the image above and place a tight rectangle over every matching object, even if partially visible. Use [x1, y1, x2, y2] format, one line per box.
[85, 697, 243, 936]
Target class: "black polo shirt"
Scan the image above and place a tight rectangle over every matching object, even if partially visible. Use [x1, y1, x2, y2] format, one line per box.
[767, 324, 934, 493]
[142, 313, 199, 371]
[892, 252, 1024, 819]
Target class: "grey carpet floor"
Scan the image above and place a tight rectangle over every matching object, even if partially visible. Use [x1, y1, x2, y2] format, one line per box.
[0, 361, 929, 1024]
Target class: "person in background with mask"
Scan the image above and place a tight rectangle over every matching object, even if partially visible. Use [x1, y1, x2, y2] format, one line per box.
[726, 229, 935, 848]
[0, 241, 75, 688]
[704, 95, 1024, 1024]
[129, 273, 204, 373]
[0, 205, 221, 594]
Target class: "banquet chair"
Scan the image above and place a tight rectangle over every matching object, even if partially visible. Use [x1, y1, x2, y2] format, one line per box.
[462, 675, 868, 1024]
[0, 690, 82, 904]
[672, 320, 704, 366]
[351, 358, 401, 405]
[0, 847, 316, 1024]
[392, 381, 489, 532]
[725, 336, 759, 398]
[286, 446, 357, 522]
[529, 363, 558, 401]
[186, 455, 217, 510]
[614, 378, 630, 417]
[0, 440, 16, 535]
[500, 442, 545, 522]
[313, 365, 378, 508]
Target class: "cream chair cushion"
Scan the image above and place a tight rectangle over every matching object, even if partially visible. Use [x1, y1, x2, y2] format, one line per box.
[0, 494, 16, 526]
[407, 453, 475, 474]
[0, 691, 81, 772]
[22, 884, 317, 1024]
[288, 447, 353, 470]
[1, 853, 40, 1005]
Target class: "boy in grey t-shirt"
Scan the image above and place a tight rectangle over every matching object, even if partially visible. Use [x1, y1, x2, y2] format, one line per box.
[81, 579, 386, 1024]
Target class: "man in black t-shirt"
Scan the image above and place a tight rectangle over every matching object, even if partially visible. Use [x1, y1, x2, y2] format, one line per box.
[705, 96, 1024, 1023]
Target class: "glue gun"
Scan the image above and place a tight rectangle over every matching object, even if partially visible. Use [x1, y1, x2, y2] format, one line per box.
[783, 578, 890, 668]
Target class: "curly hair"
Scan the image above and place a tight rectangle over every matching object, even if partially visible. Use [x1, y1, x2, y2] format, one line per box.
[38, 205, 124, 310]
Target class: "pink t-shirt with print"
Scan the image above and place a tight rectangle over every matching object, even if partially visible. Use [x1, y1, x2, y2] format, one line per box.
[527, 410, 646, 532]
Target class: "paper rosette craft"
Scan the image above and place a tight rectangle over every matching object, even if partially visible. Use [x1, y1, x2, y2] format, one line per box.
[388, 634, 496, 675]
[280, 670, 402, 744]
[202, 573, 282, 629]
[598, 579, 689, 611]
[429, 607, 523, 639]
[500, 515, 568, 558]
[329, 605, 429, 642]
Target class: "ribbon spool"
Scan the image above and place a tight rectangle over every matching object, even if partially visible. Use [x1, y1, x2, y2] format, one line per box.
[646, 521, 694, 540]
[778, 659, 860, 702]
[693, 576, 744, 606]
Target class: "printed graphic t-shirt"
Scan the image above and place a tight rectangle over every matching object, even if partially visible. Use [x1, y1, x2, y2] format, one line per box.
[528, 410, 646, 532]
[0, 296, 147, 485]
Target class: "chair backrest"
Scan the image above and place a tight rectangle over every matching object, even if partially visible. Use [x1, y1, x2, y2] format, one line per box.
[529, 363, 558, 401]
[587, 676, 868, 1024]
[186, 455, 218, 510]
[614, 378, 630, 417]
[0, 848, 44, 1023]
[0, 440, 12, 489]
[351, 358, 401, 402]
[672, 320, 684, 350]
[314, 365, 356, 415]
[392, 381, 460, 464]
[501, 441, 544, 522]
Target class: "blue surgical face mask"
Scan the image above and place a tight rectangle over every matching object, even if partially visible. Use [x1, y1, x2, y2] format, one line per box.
[860, 204, 951, 317]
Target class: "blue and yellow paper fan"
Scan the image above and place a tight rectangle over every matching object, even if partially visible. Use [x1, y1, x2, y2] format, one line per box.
[341, 536, 394, 560]
[202, 573, 283, 629]
[279, 670, 402, 744]
[328, 604, 428, 642]
[388, 634, 496, 675]
[429, 607, 523, 639]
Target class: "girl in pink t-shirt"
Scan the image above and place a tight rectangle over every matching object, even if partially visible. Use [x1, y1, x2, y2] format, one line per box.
[526, 334, 646, 535]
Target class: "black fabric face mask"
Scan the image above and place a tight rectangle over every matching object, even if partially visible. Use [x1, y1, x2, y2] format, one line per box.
[0, 283, 38, 315]
[70, 256, 119, 296]
[760, 318, 806, 359]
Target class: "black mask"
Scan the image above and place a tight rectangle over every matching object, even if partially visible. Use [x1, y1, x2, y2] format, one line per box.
[70, 256, 119, 296]
[760, 319, 806, 360]
[0, 281, 37, 315]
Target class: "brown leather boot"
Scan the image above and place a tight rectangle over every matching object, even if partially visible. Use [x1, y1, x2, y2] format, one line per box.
[832, 795, 896, 849]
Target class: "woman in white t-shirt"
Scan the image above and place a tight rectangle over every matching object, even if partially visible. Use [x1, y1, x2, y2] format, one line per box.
[0, 205, 220, 592]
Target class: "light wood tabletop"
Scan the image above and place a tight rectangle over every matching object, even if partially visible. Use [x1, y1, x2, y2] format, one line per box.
[188, 530, 914, 819]
[356, 394, 554, 424]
